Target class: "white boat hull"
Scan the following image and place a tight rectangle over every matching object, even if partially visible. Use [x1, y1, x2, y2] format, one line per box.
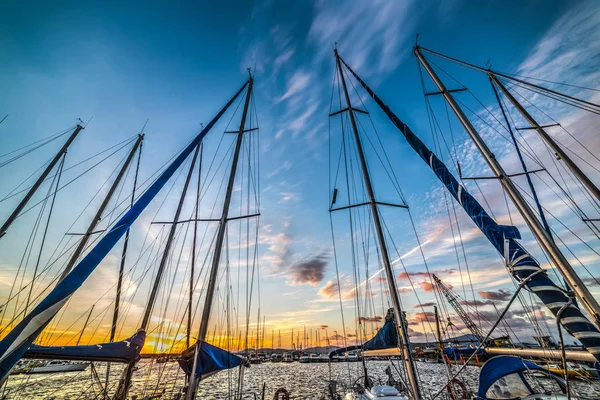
[27, 362, 89, 374]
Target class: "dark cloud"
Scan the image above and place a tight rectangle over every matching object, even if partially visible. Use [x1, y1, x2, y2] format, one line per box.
[358, 316, 382, 323]
[478, 289, 512, 301]
[459, 299, 495, 307]
[582, 277, 600, 286]
[289, 253, 328, 286]
[414, 302, 437, 308]
[320, 325, 328, 329]
[398, 269, 456, 280]
[412, 311, 436, 324]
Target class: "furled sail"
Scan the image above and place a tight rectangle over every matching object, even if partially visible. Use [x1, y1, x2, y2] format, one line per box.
[0, 81, 249, 380]
[329, 308, 398, 357]
[178, 341, 245, 379]
[23, 330, 145, 363]
[338, 56, 600, 362]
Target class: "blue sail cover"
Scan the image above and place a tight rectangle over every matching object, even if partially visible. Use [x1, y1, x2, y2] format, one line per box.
[178, 341, 244, 379]
[478, 356, 565, 399]
[339, 57, 600, 363]
[0, 81, 249, 380]
[329, 309, 398, 357]
[23, 330, 145, 363]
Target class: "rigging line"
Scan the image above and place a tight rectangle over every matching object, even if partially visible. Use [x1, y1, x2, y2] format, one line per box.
[508, 83, 600, 168]
[1, 135, 137, 202]
[345, 68, 405, 201]
[506, 79, 600, 116]
[420, 61, 471, 304]
[424, 57, 546, 168]
[493, 79, 552, 235]
[6, 165, 55, 329]
[24, 148, 144, 320]
[0, 126, 72, 160]
[1, 185, 57, 327]
[0, 157, 53, 202]
[513, 179, 600, 258]
[452, 94, 544, 169]
[343, 112, 366, 350]
[329, 60, 354, 385]
[24, 154, 66, 316]
[8, 139, 134, 224]
[0, 132, 71, 168]
[418, 46, 600, 111]
[496, 72, 600, 92]
[419, 65, 481, 316]
[379, 216, 438, 339]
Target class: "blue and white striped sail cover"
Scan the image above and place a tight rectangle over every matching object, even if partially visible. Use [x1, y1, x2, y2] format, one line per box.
[24, 330, 145, 363]
[0, 81, 249, 380]
[339, 57, 600, 362]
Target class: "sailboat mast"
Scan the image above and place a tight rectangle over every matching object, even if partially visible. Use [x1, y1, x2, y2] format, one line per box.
[76, 305, 95, 346]
[196, 76, 253, 343]
[0, 124, 84, 239]
[188, 144, 203, 349]
[414, 47, 600, 325]
[489, 74, 600, 203]
[110, 138, 143, 343]
[334, 49, 422, 400]
[114, 143, 201, 400]
[60, 134, 144, 281]
[185, 75, 253, 400]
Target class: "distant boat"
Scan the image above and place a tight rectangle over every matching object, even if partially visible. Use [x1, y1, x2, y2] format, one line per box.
[21, 360, 90, 375]
[345, 385, 408, 400]
[282, 353, 293, 363]
[299, 354, 310, 363]
[248, 353, 262, 364]
[270, 353, 282, 362]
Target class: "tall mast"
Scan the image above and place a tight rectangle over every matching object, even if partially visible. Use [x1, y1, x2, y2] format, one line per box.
[60, 135, 144, 281]
[76, 305, 95, 346]
[109, 137, 143, 343]
[0, 124, 84, 239]
[414, 47, 600, 325]
[115, 143, 201, 400]
[188, 144, 203, 349]
[185, 75, 254, 400]
[105, 137, 143, 395]
[434, 306, 443, 354]
[489, 74, 600, 203]
[334, 49, 422, 399]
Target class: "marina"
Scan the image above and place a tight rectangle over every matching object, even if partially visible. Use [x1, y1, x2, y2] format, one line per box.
[1, 1, 600, 399]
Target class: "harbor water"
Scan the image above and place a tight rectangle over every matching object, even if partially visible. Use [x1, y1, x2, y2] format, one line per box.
[4, 360, 600, 399]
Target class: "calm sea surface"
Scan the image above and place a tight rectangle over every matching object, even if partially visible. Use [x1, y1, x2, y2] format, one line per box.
[4, 360, 600, 399]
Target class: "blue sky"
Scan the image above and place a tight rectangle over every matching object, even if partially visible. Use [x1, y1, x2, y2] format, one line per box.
[0, 0, 599, 350]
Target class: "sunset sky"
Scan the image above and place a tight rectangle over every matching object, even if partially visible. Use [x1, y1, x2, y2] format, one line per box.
[0, 0, 599, 354]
